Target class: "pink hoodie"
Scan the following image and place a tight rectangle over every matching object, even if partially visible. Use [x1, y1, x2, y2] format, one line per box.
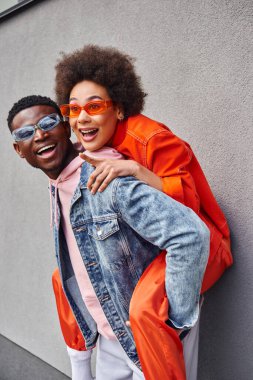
[50, 147, 124, 339]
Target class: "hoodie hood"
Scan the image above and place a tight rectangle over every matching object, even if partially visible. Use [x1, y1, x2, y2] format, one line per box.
[49, 156, 84, 228]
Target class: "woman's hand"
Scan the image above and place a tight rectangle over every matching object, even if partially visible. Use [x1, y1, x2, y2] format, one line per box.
[80, 153, 140, 194]
[80, 152, 163, 194]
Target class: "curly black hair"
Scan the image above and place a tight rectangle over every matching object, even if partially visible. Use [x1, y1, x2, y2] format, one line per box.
[55, 45, 147, 119]
[7, 95, 61, 131]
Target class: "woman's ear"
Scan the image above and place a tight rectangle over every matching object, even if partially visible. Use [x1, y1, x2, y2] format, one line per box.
[117, 106, 124, 121]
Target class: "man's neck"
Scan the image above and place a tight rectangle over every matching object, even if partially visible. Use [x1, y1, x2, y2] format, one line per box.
[46, 145, 79, 180]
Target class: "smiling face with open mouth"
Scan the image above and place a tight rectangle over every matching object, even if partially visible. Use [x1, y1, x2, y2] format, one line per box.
[12, 105, 77, 179]
[68, 80, 122, 152]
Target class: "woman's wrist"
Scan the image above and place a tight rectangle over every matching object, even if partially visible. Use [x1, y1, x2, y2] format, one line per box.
[132, 161, 142, 177]
[134, 163, 163, 191]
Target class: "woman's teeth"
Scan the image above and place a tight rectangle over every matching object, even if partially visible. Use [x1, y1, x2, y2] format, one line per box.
[81, 129, 98, 135]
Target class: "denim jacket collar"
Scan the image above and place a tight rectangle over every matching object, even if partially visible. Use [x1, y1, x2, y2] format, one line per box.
[70, 162, 90, 207]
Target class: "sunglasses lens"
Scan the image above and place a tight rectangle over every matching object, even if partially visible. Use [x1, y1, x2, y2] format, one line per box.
[69, 105, 81, 117]
[40, 114, 59, 131]
[60, 105, 81, 118]
[86, 102, 105, 115]
[13, 127, 34, 141]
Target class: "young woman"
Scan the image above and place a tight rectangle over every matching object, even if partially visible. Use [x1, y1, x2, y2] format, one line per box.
[53, 45, 232, 380]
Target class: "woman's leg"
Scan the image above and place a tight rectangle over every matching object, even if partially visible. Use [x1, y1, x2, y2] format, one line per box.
[129, 252, 186, 380]
[182, 306, 201, 380]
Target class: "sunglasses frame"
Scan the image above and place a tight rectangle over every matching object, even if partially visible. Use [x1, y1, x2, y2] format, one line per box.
[12, 113, 62, 142]
[60, 100, 113, 118]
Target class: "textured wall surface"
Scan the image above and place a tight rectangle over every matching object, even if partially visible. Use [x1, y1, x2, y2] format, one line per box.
[0, 0, 252, 378]
[0, 334, 70, 380]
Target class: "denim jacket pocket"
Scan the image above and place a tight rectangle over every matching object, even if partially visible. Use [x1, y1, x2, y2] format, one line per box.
[87, 218, 119, 240]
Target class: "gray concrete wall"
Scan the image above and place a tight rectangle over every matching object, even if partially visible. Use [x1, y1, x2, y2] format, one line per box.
[0, 0, 252, 378]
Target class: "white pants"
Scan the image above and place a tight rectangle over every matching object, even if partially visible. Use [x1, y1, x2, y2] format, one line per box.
[96, 336, 144, 380]
[96, 317, 200, 380]
[182, 316, 200, 380]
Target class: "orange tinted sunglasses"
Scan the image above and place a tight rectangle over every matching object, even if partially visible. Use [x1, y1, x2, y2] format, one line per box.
[60, 100, 113, 118]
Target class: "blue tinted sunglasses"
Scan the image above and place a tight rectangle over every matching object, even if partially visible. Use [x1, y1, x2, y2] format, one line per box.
[12, 113, 63, 142]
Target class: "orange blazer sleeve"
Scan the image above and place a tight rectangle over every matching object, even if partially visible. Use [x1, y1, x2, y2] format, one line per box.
[52, 268, 86, 351]
[145, 130, 200, 214]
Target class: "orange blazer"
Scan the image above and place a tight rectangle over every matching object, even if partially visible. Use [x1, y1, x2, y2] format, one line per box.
[111, 114, 232, 292]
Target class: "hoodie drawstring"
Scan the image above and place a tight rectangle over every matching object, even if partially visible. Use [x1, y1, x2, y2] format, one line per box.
[49, 177, 61, 229]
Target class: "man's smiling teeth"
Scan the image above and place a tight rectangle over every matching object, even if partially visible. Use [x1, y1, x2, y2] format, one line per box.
[37, 144, 56, 154]
[80, 129, 98, 135]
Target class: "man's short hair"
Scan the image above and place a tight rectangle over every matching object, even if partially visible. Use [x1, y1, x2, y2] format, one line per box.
[7, 95, 61, 131]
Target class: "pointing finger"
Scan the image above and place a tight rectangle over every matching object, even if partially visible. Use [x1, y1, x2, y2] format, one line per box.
[79, 153, 103, 167]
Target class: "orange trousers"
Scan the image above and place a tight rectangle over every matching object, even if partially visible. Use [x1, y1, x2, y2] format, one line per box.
[129, 252, 186, 380]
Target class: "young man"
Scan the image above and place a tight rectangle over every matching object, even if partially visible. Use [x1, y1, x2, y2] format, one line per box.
[8, 95, 209, 380]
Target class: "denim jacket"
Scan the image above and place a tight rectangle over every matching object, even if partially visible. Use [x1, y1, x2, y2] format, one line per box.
[52, 162, 209, 368]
